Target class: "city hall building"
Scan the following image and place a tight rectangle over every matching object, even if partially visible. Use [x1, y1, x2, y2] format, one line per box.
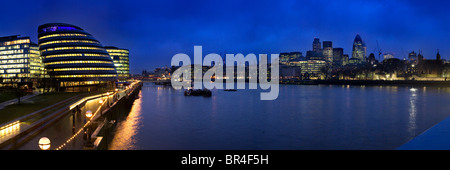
[38, 23, 118, 91]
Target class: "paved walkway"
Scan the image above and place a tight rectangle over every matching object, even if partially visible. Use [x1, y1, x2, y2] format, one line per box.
[0, 93, 41, 110]
[398, 116, 450, 150]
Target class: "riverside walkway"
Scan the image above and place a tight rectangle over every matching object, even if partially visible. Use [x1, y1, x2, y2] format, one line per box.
[0, 81, 142, 150]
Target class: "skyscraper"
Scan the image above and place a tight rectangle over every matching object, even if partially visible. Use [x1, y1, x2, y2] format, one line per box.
[38, 23, 117, 90]
[312, 38, 321, 53]
[352, 34, 366, 64]
[332, 48, 343, 66]
[323, 41, 333, 64]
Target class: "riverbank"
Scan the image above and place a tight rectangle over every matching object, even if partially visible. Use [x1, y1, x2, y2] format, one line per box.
[0, 81, 143, 150]
[280, 80, 450, 87]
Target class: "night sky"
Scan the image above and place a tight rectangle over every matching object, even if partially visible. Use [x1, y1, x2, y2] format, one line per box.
[1, 0, 449, 74]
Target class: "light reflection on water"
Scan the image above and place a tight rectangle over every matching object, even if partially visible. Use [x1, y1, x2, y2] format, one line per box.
[408, 88, 417, 137]
[110, 83, 450, 150]
[109, 92, 143, 150]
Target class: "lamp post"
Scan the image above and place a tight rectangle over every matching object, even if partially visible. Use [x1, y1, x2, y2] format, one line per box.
[38, 137, 51, 150]
[85, 110, 93, 147]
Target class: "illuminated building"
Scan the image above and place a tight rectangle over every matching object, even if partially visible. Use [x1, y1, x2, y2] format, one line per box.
[348, 58, 361, 65]
[323, 41, 333, 64]
[332, 48, 344, 66]
[105, 46, 130, 82]
[343, 54, 349, 66]
[312, 38, 321, 53]
[383, 53, 394, 61]
[38, 23, 117, 90]
[0, 35, 45, 87]
[279, 52, 302, 65]
[352, 34, 366, 63]
[306, 50, 324, 60]
[300, 59, 326, 77]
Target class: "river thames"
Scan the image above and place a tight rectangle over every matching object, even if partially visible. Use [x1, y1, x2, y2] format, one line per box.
[109, 83, 450, 150]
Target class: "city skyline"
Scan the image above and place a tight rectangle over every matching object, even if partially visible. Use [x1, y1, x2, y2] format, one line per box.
[1, 0, 450, 74]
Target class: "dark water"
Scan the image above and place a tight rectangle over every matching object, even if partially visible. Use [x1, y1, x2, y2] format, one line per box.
[110, 83, 450, 150]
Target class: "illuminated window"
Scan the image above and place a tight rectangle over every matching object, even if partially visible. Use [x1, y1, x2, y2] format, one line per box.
[39, 33, 88, 40]
[54, 74, 117, 78]
[39, 40, 99, 46]
[41, 46, 105, 52]
[45, 60, 113, 65]
[52, 67, 115, 71]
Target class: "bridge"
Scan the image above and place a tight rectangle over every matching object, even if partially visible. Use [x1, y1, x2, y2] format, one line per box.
[140, 79, 172, 86]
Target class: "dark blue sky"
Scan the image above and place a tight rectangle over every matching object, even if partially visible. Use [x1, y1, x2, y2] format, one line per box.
[1, 0, 449, 74]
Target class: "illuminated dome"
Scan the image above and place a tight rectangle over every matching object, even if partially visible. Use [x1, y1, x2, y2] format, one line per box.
[38, 23, 117, 88]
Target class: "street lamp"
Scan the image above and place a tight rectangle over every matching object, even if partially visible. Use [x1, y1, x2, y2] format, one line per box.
[85, 110, 93, 119]
[38, 137, 51, 150]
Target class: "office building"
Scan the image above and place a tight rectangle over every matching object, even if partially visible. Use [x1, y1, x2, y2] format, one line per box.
[312, 38, 321, 53]
[105, 46, 130, 83]
[0, 35, 45, 88]
[332, 48, 344, 66]
[352, 34, 366, 63]
[323, 41, 333, 64]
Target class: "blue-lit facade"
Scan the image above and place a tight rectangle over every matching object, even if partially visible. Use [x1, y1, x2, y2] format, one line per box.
[38, 23, 117, 89]
[352, 34, 367, 64]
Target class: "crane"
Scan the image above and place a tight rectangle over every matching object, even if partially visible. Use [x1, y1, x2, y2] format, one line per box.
[375, 40, 382, 61]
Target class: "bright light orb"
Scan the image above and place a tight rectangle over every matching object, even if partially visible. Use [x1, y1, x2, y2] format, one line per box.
[39, 137, 51, 150]
[86, 110, 93, 118]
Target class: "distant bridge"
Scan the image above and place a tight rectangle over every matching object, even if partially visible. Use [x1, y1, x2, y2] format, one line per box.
[140, 79, 171, 86]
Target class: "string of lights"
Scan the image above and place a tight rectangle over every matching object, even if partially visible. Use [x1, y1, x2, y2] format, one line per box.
[54, 96, 107, 150]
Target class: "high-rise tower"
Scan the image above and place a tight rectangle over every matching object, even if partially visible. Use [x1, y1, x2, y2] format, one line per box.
[312, 38, 321, 53]
[352, 34, 366, 64]
[323, 41, 333, 64]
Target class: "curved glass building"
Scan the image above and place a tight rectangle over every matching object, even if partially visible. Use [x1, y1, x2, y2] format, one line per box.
[38, 23, 117, 89]
[352, 34, 367, 64]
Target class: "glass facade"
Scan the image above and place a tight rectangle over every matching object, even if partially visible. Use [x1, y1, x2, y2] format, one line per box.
[105, 46, 130, 83]
[352, 34, 366, 64]
[0, 35, 45, 87]
[38, 23, 117, 88]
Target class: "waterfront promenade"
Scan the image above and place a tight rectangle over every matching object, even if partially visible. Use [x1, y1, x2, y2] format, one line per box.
[0, 81, 142, 150]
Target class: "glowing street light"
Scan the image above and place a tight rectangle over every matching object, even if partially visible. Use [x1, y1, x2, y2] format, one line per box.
[98, 99, 103, 104]
[85, 110, 93, 119]
[39, 137, 51, 150]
